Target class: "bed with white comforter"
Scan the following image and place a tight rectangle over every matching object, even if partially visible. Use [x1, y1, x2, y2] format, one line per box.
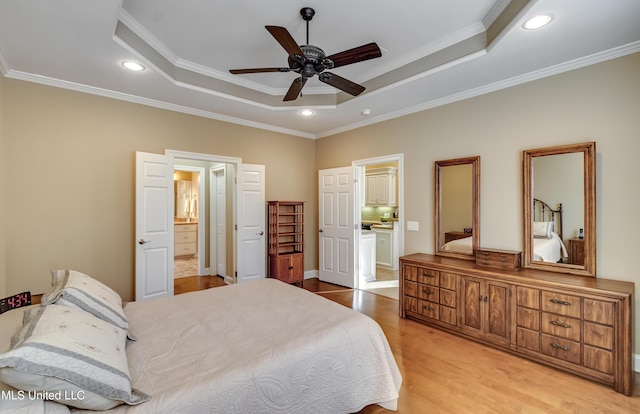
[1, 278, 401, 414]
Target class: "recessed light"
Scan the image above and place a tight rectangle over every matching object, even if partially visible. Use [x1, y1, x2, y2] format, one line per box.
[361, 109, 372, 116]
[299, 109, 314, 116]
[122, 61, 145, 71]
[523, 15, 552, 30]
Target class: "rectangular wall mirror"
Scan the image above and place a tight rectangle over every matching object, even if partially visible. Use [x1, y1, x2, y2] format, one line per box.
[523, 142, 596, 277]
[435, 156, 480, 260]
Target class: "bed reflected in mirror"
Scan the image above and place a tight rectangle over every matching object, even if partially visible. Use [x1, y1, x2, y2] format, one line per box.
[523, 142, 595, 277]
[435, 156, 480, 260]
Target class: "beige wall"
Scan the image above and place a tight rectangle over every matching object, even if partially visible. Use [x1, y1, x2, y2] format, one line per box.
[2, 79, 316, 301]
[317, 53, 640, 352]
[0, 73, 5, 297]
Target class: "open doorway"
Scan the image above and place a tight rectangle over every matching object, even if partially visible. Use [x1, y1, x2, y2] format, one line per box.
[354, 154, 404, 301]
[169, 153, 238, 285]
[173, 166, 205, 279]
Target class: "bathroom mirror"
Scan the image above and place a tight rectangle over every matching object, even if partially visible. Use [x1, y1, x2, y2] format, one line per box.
[523, 142, 596, 277]
[435, 156, 480, 260]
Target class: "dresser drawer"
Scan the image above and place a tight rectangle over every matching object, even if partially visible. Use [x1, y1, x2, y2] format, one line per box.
[541, 312, 581, 341]
[439, 306, 456, 326]
[584, 321, 614, 350]
[404, 296, 417, 314]
[541, 291, 581, 318]
[404, 281, 417, 297]
[175, 224, 197, 232]
[175, 242, 197, 255]
[176, 232, 196, 243]
[417, 269, 439, 286]
[475, 249, 521, 270]
[403, 265, 418, 282]
[584, 345, 614, 374]
[583, 299, 614, 325]
[541, 334, 581, 365]
[517, 327, 540, 352]
[440, 289, 456, 308]
[417, 284, 439, 302]
[439, 272, 457, 290]
[418, 300, 439, 320]
[516, 286, 540, 309]
[517, 307, 540, 330]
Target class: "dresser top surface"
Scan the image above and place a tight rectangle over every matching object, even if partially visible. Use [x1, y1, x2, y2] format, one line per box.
[401, 253, 634, 295]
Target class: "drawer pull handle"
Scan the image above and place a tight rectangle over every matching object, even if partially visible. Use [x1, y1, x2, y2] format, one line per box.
[550, 320, 571, 328]
[423, 305, 434, 311]
[550, 298, 572, 306]
[550, 343, 570, 351]
[423, 288, 433, 294]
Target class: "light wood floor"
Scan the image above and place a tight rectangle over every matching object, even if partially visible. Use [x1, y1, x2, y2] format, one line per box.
[175, 276, 640, 413]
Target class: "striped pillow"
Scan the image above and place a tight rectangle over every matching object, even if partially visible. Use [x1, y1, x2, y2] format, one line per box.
[42, 270, 129, 332]
[0, 305, 149, 410]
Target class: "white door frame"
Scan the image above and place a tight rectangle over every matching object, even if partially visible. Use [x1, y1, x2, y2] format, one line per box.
[174, 165, 206, 276]
[167, 150, 242, 283]
[352, 153, 405, 289]
[210, 164, 227, 278]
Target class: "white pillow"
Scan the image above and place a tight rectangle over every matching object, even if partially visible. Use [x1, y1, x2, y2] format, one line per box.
[0, 305, 150, 410]
[533, 221, 554, 238]
[42, 270, 129, 332]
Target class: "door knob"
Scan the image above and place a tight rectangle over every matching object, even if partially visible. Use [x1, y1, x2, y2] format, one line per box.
[257, 231, 264, 236]
[319, 229, 324, 232]
[138, 239, 150, 245]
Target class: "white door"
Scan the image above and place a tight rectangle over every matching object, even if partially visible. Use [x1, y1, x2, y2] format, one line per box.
[135, 151, 174, 301]
[236, 163, 266, 283]
[210, 166, 227, 277]
[319, 167, 356, 288]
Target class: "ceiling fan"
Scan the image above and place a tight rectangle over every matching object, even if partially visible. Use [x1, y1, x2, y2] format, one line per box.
[229, 7, 382, 101]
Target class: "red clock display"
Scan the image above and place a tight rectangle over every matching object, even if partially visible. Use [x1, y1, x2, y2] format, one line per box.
[0, 291, 31, 314]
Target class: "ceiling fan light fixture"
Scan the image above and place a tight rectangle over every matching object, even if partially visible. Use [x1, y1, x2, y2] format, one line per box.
[299, 109, 314, 116]
[122, 61, 145, 71]
[523, 14, 552, 30]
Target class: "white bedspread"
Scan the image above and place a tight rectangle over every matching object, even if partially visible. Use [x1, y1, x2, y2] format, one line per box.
[442, 236, 473, 254]
[533, 232, 568, 263]
[74, 278, 401, 413]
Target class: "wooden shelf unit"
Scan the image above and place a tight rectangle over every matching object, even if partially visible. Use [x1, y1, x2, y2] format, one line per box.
[268, 201, 304, 285]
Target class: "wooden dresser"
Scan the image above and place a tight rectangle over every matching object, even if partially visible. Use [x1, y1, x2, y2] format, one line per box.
[400, 253, 634, 395]
[174, 223, 197, 257]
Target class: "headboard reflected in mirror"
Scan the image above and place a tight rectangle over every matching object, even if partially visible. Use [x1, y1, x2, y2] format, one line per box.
[435, 156, 480, 261]
[523, 142, 595, 277]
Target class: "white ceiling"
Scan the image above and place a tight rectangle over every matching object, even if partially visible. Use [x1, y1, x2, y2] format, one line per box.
[1, 0, 639, 139]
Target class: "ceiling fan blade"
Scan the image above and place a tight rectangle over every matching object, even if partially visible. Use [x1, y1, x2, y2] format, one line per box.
[283, 77, 307, 101]
[326, 42, 382, 69]
[319, 72, 366, 96]
[266, 26, 305, 58]
[229, 67, 291, 74]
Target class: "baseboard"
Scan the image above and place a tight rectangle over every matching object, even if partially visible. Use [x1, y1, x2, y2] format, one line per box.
[634, 353, 639, 373]
[304, 269, 318, 279]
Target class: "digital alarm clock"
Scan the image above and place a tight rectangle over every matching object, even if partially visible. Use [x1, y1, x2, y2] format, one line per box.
[0, 291, 31, 314]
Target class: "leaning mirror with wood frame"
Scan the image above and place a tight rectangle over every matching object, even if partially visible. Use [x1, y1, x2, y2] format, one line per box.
[435, 156, 480, 260]
[523, 142, 596, 277]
